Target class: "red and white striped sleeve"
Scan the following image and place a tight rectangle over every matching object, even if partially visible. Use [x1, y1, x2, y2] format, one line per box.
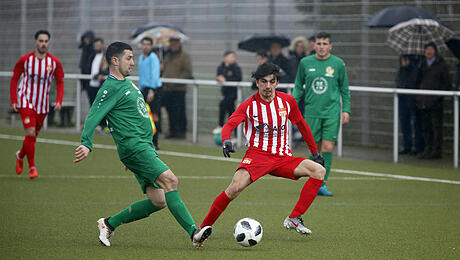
[221, 97, 251, 142]
[10, 55, 26, 106]
[286, 94, 318, 154]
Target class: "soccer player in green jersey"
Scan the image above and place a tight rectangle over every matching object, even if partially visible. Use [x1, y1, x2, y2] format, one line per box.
[292, 32, 351, 196]
[74, 42, 211, 249]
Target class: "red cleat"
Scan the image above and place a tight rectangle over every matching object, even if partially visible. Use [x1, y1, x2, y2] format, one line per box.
[29, 167, 38, 179]
[15, 151, 24, 175]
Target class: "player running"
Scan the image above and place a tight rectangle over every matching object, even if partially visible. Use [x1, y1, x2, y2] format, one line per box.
[10, 30, 64, 179]
[74, 42, 211, 249]
[200, 63, 326, 236]
[293, 32, 351, 196]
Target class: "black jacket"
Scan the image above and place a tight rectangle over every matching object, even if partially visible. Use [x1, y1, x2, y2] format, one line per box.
[416, 56, 452, 109]
[269, 54, 293, 83]
[79, 31, 95, 74]
[217, 62, 242, 97]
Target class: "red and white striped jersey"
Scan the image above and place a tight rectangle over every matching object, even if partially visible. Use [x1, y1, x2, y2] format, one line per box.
[10, 51, 64, 114]
[221, 91, 318, 156]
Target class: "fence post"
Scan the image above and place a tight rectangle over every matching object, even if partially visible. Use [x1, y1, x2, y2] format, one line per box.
[76, 79, 81, 133]
[236, 84, 243, 147]
[454, 95, 459, 168]
[393, 92, 399, 163]
[192, 83, 198, 143]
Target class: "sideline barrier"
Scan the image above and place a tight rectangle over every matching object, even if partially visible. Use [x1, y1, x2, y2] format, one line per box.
[1, 71, 458, 168]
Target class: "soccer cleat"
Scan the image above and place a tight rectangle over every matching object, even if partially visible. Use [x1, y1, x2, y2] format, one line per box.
[317, 185, 333, 196]
[97, 218, 114, 246]
[192, 226, 212, 249]
[283, 216, 312, 235]
[29, 167, 38, 179]
[15, 151, 24, 175]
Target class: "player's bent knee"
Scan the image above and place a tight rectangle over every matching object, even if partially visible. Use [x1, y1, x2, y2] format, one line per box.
[25, 127, 36, 136]
[312, 164, 326, 180]
[156, 171, 179, 192]
[226, 182, 243, 199]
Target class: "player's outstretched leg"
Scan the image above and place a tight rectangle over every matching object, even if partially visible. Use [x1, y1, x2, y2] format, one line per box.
[284, 159, 325, 236]
[97, 218, 114, 246]
[192, 226, 212, 249]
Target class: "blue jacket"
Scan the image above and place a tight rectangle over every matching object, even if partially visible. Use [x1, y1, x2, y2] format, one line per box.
[138, 52, 162, 91]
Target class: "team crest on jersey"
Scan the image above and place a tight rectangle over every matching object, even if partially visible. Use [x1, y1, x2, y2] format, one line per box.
[278, 107, 287, 117]
[46, 65, 53, 72]
[137, 97, 149, 118]
[325, 66, 334, 77]
[242, 158, 252, 164]
[311, 77, 328, 95]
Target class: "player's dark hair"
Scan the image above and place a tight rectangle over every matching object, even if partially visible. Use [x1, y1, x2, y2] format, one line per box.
[308, 35, 316, 42]
[315, 32, 331, 42]
[34, 30, 51, 40]
[93, 37, 104, 43]
[223, 50, 235, 57]
[106, 42, 133, 65]
[252, 63, 280, 81]
[141, 37, 153, 44]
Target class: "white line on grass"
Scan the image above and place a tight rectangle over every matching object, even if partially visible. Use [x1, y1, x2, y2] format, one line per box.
[2, 133, 460, 185]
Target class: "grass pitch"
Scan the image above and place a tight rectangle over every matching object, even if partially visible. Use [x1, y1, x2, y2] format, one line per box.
[0, 127, 459, 259]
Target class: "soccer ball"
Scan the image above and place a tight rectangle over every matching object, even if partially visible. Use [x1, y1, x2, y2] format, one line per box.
[233, 218, 263, 247]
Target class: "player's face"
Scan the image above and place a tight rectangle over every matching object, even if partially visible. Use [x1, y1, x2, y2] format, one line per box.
[34, 34, 50, 55]
[118, 50, 135, 77]
[141, 40, 153, 55]
[315, 38, 332, 59]
[256, 74, 278, 101]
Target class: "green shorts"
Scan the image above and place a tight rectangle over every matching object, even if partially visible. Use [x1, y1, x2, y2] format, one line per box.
[305, 117, 340, 142]
[121, 148, 169, 193]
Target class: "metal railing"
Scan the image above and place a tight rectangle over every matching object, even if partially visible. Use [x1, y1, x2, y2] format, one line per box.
[1, 71, 459, 168]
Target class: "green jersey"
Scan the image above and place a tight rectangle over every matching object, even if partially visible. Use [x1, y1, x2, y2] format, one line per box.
[292, 54, 351, 119]
[81, 76, 154, 160]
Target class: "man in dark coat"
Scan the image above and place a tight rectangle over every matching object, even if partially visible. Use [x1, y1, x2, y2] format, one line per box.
[416, 42, 452, 159]
[396, 55, 423, 155]
[79, 30, 95, 92]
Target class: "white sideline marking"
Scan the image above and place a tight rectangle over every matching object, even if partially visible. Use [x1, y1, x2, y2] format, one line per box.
[1, 133, 460, 185]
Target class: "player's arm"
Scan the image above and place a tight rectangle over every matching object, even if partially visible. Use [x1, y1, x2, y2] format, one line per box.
[54, 60, 65, 111]
[76, 87, 118, 162]
[338, 61, 351, 124]
[221, 100, 248, 157]
[292, 59, 306, 103]
[9, 57, 25, 112]
[288, 95, 318, 154]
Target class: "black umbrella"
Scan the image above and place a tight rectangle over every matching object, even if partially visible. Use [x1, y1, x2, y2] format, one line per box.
[365, 6, 440, 28]
[238, 33, 290, 52]
[447, 36, 460, 59]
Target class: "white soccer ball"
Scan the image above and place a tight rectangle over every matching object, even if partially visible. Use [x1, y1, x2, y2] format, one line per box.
[233, 218, 263, 247]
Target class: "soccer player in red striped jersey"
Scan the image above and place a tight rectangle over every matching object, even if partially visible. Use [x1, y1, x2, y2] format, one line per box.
[200, 63, 326, 236]
[10, 30, 64, 179]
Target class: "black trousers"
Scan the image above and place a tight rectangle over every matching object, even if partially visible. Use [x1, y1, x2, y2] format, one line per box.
[163, 90, 186, 136]
[219, 94, 236, 126]
[420, 107, 443, 154]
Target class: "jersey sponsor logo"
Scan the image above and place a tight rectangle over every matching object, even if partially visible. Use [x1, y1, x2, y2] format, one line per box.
[242, 158, 252, 164]
[278, 107, 287, 117]
[311, 77, 328, 95]
[325, 66, 335, 77]
[255, 123, 286, 137]
[137, 97, 149, 118]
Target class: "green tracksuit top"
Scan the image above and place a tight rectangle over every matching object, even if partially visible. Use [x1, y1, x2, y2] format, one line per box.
[292, 54, 351, 119]
[81, 76, 154, 160]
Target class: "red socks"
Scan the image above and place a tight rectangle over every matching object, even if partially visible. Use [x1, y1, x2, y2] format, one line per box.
[19, 136, 36, 168]
[289, 177, 323, 218]
[200, 190, 232, 227]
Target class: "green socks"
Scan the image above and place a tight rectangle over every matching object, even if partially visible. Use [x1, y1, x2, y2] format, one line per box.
[108, 199, 160, 229]
[322, 152, 333, 184]
[165, 190, 197, 237]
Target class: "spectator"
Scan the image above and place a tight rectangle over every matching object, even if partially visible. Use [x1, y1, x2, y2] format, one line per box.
[251, 50, 269, 90]
[268, 42, 293, 87]
[215, 50, 242, 132]
[416, 42, 452, 159]
[307, 35, 316, 55]
[396, 55, 423, 155]
[138, 37, 162, 149]
[88, 38, 109, 131]
[289, 36, 308, 74]
[162, 37, 192, 139]
[79, 30, 95, 92]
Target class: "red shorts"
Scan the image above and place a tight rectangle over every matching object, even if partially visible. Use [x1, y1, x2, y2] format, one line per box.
[18, 108, 47, 133]
[237, 148, 306, 182]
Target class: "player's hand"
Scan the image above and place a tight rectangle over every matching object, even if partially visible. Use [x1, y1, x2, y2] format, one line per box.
[74, 145, 90, 163]
[342, 112, 350, 125]
[222, 139, 236, 158]
[311, 151, 324, 167]
[54, 102, 62, 111]
[147, 89, 154, 103]
[10, 103, 19, 112]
